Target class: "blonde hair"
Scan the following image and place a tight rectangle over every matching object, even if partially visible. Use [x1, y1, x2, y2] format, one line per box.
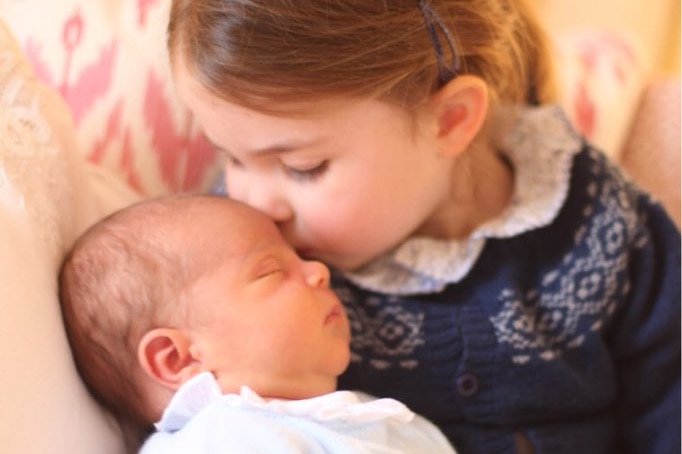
[58, 196, 213, 441]
[168, 0, 555, 113]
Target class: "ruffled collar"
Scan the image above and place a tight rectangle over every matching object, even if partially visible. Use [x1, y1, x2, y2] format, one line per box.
[155, 372, 414, 433]
[344, 105, 583, 295]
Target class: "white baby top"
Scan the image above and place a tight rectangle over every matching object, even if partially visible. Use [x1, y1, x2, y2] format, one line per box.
[140, 372, 457, 453]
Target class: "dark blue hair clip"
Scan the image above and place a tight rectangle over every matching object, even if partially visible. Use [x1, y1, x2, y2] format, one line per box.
[418, 0, 461, 86]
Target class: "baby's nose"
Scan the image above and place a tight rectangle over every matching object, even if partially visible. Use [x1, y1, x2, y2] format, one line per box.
[304, 260, 331, 287]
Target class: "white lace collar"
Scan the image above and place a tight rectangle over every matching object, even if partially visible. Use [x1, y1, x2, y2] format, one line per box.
[344, 105, 582, 295]
[155, 372, 414, 433]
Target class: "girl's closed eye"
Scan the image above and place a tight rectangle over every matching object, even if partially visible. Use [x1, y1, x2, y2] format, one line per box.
[282, 160, 329, 182]
[205, 140, 234, 163]
[223, 152, 243, 169]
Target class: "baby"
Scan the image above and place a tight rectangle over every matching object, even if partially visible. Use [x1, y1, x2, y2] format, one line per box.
[59, 194, 456, 453]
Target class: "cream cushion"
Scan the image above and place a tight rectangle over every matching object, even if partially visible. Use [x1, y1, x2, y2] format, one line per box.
[0, 19, 137, 454]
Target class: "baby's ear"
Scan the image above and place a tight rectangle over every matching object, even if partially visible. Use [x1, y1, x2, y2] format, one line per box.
[428, 74, 489, 156]
[138, 328, 198, 390]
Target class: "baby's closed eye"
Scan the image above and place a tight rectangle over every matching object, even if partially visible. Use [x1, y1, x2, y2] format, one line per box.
[254, 257, 285, 279]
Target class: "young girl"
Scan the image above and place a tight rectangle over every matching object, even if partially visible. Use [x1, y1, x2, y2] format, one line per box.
[166, 1, 681, 453]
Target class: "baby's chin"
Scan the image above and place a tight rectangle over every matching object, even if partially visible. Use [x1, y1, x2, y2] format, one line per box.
[252, 380, 340, 401]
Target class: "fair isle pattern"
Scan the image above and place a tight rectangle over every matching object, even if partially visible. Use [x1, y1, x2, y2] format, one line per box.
[490, 148, 645, 364]
[338, 106, 585, 370]
[334, 285, 425, 371]
[335, 106, 659, 371]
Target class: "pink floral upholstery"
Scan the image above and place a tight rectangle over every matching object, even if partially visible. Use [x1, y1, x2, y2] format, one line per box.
[1, 0, 219, 197]
[553, 29, 645, 160]
[1, 2, 650, 196]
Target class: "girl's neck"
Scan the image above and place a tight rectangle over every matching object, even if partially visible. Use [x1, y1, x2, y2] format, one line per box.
[416, 142, 514, 240]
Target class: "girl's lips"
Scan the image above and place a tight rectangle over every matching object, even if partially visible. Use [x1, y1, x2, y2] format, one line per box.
[296, 248, 314, 259]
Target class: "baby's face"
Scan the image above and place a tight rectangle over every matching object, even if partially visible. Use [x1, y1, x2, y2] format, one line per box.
[184, 200, 351, 399]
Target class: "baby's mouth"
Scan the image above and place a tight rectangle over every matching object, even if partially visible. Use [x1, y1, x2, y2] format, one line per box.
[324, 303, 344, 325]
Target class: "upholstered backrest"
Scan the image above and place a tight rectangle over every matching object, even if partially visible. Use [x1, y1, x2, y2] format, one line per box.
[0, 0, 220, 197]
[0, 18, 139, 454]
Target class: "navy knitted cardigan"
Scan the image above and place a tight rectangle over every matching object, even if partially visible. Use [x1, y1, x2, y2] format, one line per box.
[335, 119, 681, 454]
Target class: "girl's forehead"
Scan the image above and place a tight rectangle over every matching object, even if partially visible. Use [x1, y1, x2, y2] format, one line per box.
[193, 94, 412, 151]
[175, 57, 406, 124]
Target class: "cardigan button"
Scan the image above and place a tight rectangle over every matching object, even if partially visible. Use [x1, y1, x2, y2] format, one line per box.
[456, 373, 479, 397]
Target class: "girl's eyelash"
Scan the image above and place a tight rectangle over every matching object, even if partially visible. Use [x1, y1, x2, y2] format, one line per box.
[284, 160, 329, 182]
[225, 153, 243, 168]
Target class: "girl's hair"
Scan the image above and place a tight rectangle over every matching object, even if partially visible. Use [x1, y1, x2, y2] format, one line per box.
[167, 0, 555, 113]
[58, 197, 206, 446]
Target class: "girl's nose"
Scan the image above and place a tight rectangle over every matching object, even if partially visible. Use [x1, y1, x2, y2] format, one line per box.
[304, 260, 331, 288]
[246, 186, 293, 223]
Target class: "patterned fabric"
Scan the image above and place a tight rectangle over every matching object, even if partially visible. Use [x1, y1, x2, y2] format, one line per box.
[0, 42, 74, 255]
[336, 106, 681, 454]
[0, 0, 220, 196]
[553, 29, 644, 160]
[0, 1, 645, 196]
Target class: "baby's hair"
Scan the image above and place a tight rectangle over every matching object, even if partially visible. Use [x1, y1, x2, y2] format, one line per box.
[168, 0, 555, 114]
[58, 196, 216, 441]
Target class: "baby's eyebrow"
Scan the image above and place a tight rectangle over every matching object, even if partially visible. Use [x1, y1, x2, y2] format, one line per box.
[251, 256, 282, 276]
[241, 243, 281, 274]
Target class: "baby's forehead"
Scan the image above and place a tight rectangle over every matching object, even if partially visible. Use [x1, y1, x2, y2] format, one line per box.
[202, 199, 276, 233]
[182, 199, 281, 247]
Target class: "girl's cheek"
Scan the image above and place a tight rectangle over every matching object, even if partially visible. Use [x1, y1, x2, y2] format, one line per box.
[225, 176, 248, 202]
[309, 212, 351, 242]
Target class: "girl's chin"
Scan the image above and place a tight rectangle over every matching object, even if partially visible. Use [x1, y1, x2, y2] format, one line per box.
[296, 248, 373, 272]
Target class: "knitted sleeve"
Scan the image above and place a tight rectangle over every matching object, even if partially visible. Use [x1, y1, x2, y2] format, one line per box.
[608, 191, 681, 454]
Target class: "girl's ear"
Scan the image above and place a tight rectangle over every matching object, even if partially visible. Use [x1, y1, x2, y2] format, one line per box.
[138, 328, 199, 391]
[428, 75, 489, 156]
